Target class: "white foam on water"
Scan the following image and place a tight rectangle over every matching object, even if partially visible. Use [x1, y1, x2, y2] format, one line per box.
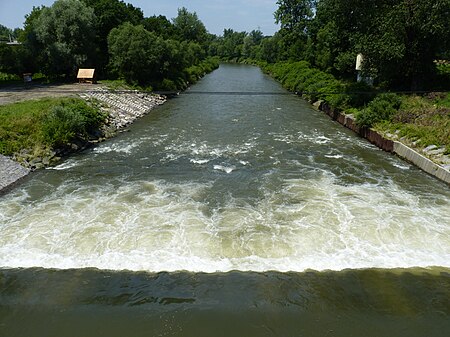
[325, 154, 343, 159]
[315, 136, 331, 144]
[190, 159, 210, 164]
[213, 165, 236, 173]
[392, 162, 411, 170]
[0, 175, 449, 273]
[47, 159, 80, 170]
[161, 140, 256, 164]
[93, 141, 141, 154]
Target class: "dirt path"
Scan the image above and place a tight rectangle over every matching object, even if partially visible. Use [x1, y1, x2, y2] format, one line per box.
[0, 83, 106, 105]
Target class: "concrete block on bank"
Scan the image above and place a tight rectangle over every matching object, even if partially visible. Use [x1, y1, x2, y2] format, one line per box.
[0, 155, 30, 195]
[393, 142, 450, 184]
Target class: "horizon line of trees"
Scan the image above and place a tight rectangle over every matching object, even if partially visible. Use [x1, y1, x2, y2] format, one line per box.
[1, 0, 449, 91]
[207, 0, 450, 91]
[0, 0, 216, 89]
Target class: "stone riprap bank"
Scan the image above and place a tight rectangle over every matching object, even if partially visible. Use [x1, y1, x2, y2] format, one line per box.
[81, 89, 166, 129]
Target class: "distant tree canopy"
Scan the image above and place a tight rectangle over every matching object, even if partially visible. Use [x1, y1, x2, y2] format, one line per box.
[108, 23, 166, 84]
[270, 0, 450, 90]
[172, 7, 208, 44]
[0, 0, 213, 87]
[143, 15, 175, 39]
[1, 0, 449, 91]
[80, 0, 144, 73]
[209, 0, 450, 90]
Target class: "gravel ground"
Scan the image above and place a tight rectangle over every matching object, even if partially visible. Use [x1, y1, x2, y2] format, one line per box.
[0, 82, 104, 105]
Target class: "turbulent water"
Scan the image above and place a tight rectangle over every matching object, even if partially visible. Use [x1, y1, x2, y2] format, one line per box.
[1, 64, 449, 336]
[1, 64, 449, 272]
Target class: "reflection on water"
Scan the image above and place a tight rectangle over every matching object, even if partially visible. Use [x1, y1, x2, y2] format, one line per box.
[0, 64, 449, 336]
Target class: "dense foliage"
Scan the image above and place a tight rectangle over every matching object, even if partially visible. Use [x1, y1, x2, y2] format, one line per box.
[1, 0, 215, 89]
[209, 0, 450, 92]
[0, 98, 106, 156]
[3, 0, 448, 91]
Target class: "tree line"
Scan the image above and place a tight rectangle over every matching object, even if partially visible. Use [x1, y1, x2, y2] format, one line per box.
[208, 0, 450, 91]
[1, 0, 449, 91]
[0, 0, 217, 90]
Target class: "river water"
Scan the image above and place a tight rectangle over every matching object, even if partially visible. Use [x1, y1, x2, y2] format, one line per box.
[1, 64, 449, 336]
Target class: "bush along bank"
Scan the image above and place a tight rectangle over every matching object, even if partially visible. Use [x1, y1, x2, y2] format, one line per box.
[105, 57, 220, 92]
[258, 60, 450, 178]
[0, 97, 108, 169]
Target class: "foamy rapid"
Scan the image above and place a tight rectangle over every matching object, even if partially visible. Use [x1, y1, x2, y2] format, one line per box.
[1, 175, 448, 272]
[1, 64, 449, 273]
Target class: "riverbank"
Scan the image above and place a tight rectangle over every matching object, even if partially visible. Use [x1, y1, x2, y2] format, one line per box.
[0, 84, 166, 194]
[316, 102, 450, 184]
[256, 60, 450, 185]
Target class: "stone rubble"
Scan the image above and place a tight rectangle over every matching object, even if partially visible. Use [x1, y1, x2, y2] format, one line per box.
[80, 89, 166, 129]
[382, 131, 450, 172]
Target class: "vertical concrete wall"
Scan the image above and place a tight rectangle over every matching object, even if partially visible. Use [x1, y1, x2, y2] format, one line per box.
[393, 142, 450, 184]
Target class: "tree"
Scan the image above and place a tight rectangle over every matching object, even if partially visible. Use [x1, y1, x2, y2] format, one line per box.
[30, 0, 96, 77]
[108, 23, 167, 85]
[143, 15, 175, 39]
[81, 0, 144, 75]
[0, 24, 13, 42]
[259, 34, 284, 63]
[172, 7, 208, 43]
[358, 0, 450, 90]
[274, 0, 315, 33]
[0, 44, 25, 75]
[313, 0, 450, 89]
[274, 0, 316, 60]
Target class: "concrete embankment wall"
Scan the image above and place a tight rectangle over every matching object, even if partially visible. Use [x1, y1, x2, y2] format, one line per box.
[0, 155, 31, 196]
[319, 102, 450, 185]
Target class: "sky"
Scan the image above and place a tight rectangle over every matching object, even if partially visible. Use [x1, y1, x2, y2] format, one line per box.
[0, 0, 280, 36]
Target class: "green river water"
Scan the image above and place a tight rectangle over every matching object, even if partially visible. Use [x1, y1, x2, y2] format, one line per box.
[0, 64, 449, 336]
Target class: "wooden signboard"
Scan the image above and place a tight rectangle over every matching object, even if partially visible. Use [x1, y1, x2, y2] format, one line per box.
[77, 69, 96, 83]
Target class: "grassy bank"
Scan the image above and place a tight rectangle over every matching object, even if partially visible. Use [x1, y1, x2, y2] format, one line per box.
[0, 58, 220, 168]
[258, 60, 450, 156]
[0, 97, 106, 165]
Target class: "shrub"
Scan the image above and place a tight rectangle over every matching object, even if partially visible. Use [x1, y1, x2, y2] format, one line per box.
[159, 78, 177, 91]
[345, 81, 377, 108]
[42, 99, 105, 146]
[356, 93, 402, 127]
[42, 105, 85, 146]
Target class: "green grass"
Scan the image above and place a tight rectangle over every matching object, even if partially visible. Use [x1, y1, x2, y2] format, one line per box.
[375, 95, 450, 154]
[0, 97, 106, 157]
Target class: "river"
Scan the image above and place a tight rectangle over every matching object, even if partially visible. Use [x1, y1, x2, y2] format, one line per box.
[0, 64, 449, 336]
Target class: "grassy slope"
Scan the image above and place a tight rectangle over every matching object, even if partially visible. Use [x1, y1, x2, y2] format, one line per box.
[376, 94, 450, 154]
[0, 97, 106, 159]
